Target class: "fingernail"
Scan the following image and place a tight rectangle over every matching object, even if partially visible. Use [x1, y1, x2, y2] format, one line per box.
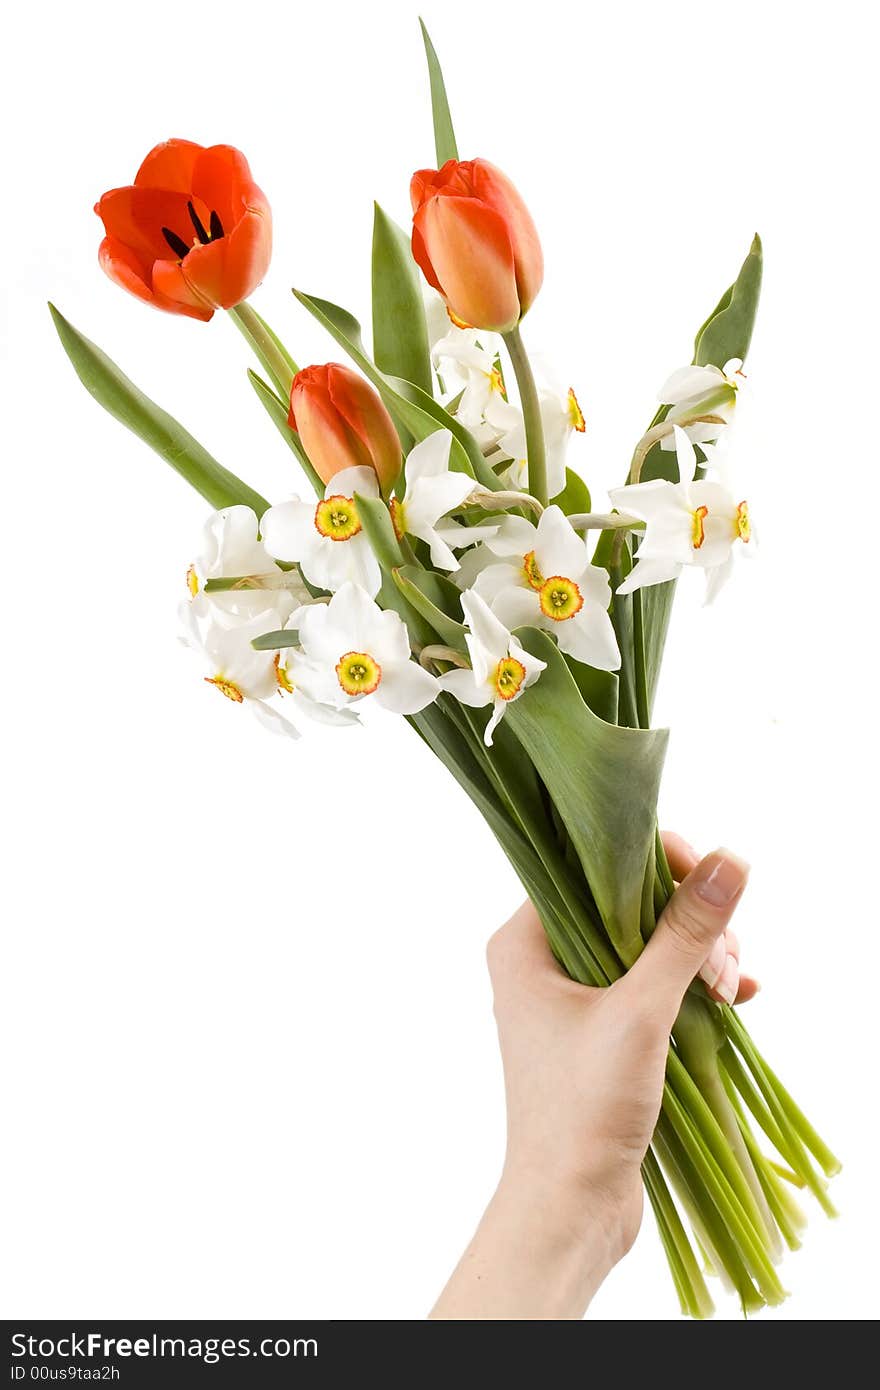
[693, 848, 750, 907]
[699, 935, 727, 988]
[716, 953, 739, 1005]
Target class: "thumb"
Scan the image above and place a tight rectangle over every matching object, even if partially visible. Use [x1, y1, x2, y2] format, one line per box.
[624, 848, 749, 1016]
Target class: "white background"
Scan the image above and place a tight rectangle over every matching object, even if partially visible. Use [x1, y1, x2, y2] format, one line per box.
[3, 0, 878, 1322]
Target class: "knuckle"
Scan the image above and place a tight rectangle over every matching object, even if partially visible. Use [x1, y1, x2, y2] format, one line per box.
[663, 899, 714, 956]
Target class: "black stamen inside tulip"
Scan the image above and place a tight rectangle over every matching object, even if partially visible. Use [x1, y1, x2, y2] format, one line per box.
[209, 210, 224, 241]
[162, 226, 191, 259]
[187, 200, 211, 244]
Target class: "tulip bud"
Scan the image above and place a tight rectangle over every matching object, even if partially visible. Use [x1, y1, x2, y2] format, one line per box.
[410, 159, 543, 334]
[95, 139, 272, 322]
[288, 364, 402, 493]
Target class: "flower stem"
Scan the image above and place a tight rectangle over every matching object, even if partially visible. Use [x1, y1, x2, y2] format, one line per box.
[502, 325, 548, 507]
[228, 303, 298, 402]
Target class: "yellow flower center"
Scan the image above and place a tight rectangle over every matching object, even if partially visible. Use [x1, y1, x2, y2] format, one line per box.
[314, 495, 362, 542]
[205, 675, 244, 703]
[522, 550, 545, 590]
[538, 575, 584, 622]
[186, 565, 200, 597]
[336, 650, 382, 697]
[734, 500, 751, 543]
[492, 655, 526, 702]
[390, 496, 406, 542]
[487, 367, 505, 395]
[567, 387, 585, 432]
[274, 653, 294, 693]
[691, 505, 709, 550]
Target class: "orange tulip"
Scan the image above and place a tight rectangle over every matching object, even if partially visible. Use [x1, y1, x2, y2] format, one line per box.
[95, 140, 272, 322]
[289, 364, 401, 492]
[410, 159, 543, 333]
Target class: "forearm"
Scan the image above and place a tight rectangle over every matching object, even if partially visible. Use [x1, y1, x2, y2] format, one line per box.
[429, 1171, 620, 1320]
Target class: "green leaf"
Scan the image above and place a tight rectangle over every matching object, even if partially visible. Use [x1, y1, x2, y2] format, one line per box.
[247, 369, 324, 497]
[50, 304, 269, 515]
[504, 629, 668, 964]
[565, 657, 618, 723]
[419, 19, 458, 166]
[292, 289, 500, 491]
[392, 566, 467, 649]
[552, 467, 591, 515]
[694, 234, 763, 368]
[354, 492, 405, 571]
[252, 628, 298, 651]
[372, 204, 433, 397]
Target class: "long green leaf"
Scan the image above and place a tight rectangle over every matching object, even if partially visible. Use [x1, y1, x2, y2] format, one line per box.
[247, 369, 324, 497]
[392, 566, 467, 649]
[505, 629, 668, 964]
[372, 204, 433, 396]
[292, 289, 500, 491]
[552, 466, 591, 514]
[50, 305, 269, 515]
[419, 19, 458, 165]
[695, 234, 763, 368]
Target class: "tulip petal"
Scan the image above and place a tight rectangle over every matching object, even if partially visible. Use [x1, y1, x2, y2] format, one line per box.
[415, 196, 521, 333]
[151, 257, 216, 318]
[135, 138, 203, 192]
[192, 145, 268, 230]
[96, 185, 197, 264]
[470, 160, 544, 315]
[178, 207, 272, 310]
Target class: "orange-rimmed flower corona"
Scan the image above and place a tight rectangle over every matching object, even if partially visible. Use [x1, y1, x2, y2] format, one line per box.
[289, 363, 401, 493]
[95, 140, 272, 322]
[410, 158, 543, 333]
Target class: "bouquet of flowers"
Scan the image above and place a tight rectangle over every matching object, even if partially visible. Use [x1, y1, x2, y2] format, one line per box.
[51, 21, 838, 1317]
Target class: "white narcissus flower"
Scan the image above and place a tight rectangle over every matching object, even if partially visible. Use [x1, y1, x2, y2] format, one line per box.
[492, 383, 584, 499]
[609, 426, 753, 602]
[187, 505, 300, 621]
[472, 506, 621, 671]
[260, 466, 382, 598]
[292, 582, 439, 715]
[431, 327, 507, 427]
[179, 606, 358, 739]
[438, 590, 546, 746]
[390, 430, 497, 571]
[657, 358, 745, 450]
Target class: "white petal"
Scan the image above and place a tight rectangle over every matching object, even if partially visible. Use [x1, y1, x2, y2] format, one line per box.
[508, 635, 546, 688]
[616, 556, 682, 595]
[672, 425, 698, 484]
[703, 554, 735, 604]
[437, 667, 491, 708]
[407, 470, 474, 529]
[403, 429, 454, 486]
[373, 661, 439, 714]
[484, 514, 538, 557]
[418, 528, 461, 572]
[461, 589, 512, 671]
[325, 465, 380, 500]
[484, 700, 507, 746]
[534, 505, 590, 581]
[658, 364, 721, 405]
[492, 586, 541, 632]
[472, 562, 525, 606]
[289, 688, 360, 727]
[260, 500, 316, 563]
[608, 480, 686, 526]
[305, 532, 381, 597]
[249, 699, 302, 739]
[552, 603, 621, 671]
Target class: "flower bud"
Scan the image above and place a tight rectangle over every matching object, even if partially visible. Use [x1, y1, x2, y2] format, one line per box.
[289, 364, 401, 492]
[410, 158, 543, 333]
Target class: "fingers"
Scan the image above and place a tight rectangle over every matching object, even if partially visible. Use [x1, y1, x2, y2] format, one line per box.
[623, 848, 750, 1016]
[486, 900, 562, 990]
[660, 831, 699, 883]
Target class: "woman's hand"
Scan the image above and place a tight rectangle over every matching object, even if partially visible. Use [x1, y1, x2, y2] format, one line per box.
[430, 836, 757, 1320]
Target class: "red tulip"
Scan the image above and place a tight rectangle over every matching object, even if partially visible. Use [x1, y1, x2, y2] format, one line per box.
[95, 140, 272, 322]
[289, 364, 401, 492]
[410, 158, 543, 333]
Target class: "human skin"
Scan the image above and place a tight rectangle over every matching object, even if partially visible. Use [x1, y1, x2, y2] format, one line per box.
[430, 835, 758, 1320]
